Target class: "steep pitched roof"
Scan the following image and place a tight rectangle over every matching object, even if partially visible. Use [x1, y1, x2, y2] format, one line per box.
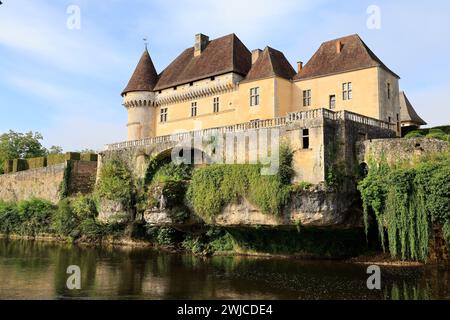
[294, 34, 400, 80]
[243, 46, 296, 82]
[399, 91, 427, 125]
[154, 34, 251, 91]
[122, 49, 158, 96]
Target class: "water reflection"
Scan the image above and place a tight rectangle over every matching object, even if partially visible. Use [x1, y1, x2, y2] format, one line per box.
[0, 239, 448, 300]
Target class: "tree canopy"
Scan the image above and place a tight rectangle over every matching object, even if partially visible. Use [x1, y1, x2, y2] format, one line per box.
[0, 130, 63, 173]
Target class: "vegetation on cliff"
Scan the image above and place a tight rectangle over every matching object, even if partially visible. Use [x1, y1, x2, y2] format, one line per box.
[186, 145, 293, 220]
[358, 151, 450, 261]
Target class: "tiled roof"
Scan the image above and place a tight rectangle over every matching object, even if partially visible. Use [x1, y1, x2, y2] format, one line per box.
[294, 34, 400, 80]
[153, 34, 251, 90]
[243, 46, 296, 82]
[399, 91, 427, 125]
[121, 49, 158, 96]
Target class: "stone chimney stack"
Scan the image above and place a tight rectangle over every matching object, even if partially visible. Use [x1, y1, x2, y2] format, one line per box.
[251, 49, 262, 64]
[194, 33, 209, 57]
[336, 40, 343, 54]
[297, 61, 303, 72]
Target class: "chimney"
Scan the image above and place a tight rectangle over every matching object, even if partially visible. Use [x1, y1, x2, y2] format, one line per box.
[297, 61, 303, 73]
[194, 33, 209, 57]
[251, 49, 262, 64]
[336, 40, 343, 54]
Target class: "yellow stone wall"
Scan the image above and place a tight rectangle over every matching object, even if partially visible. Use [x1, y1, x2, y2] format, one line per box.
[125, 68, 400, 139]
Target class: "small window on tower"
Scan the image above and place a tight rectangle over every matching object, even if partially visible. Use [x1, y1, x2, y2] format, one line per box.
[302, 129, 310, 149]
[191, 102, 197, 117]
[387, 83, 391, 99]
[160, 108, 168, 123]
[213, 97, 220, 113]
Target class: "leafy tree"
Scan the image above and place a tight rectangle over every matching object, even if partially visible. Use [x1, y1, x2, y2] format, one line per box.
[47, 145, 63, 155]
[0, 130, 63, 173]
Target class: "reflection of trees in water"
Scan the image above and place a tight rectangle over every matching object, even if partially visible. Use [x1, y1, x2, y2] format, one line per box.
[383, 267, 450, 300]
[384, 282, 431, 300]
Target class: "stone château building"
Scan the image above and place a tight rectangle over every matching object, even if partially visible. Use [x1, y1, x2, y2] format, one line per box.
[121, 33, 425, 141]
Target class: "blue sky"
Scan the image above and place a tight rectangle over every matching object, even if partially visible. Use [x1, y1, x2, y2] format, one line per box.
[0, 0, 449, 151]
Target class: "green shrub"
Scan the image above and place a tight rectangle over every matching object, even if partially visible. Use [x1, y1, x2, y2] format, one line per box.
[0, 199, 55, 236]
[96, 158, 133, 206]
[404, 130, 425, 139]
[52, 199, 80, 238]
[0, 201, 20, 234]
[71, 194, 98, 220]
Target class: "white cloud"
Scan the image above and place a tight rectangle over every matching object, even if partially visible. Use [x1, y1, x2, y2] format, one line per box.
[0, 0, 125, 78]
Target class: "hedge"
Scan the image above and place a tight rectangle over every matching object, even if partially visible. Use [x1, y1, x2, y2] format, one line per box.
[80, 153, 98, 162]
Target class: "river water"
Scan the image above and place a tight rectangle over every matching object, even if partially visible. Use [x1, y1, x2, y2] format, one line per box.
[0, 239, 448, 300]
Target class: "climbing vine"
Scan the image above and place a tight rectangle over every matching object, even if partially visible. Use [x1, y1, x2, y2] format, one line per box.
[358, 151, 450, 261]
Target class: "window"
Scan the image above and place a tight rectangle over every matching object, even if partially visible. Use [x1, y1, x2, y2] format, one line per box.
[342, 82, 352, 100]
[388, 116, 392, 123]
[191, 102, 197, 117]
[329, 95, 336, 109]
[211, 76, 215, 81]
[387, 83, 391, 99]
[250, 87, 260, 106]
[189, 82, 194, 87]
[303, 90, 311, 107]
[302, 129, 309, 149]
[160, 108, 168, 122]
[213, 97, 220, 113]
[174, 86, 177, 91]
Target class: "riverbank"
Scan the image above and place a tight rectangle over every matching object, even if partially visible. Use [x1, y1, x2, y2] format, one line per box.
[0, 232, 434, 267]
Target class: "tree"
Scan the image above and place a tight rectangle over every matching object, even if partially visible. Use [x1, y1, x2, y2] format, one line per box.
[47, 145, 64, 155]
[0, 130, 62, 174]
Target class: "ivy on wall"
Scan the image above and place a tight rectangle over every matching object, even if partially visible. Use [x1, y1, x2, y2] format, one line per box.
[358, 151, 450, 261]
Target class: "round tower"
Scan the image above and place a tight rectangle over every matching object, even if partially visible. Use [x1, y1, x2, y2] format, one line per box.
[121, 48, 158, 141]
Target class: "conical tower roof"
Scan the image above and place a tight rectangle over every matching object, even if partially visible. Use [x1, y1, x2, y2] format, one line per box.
[121, 49, 158, 96]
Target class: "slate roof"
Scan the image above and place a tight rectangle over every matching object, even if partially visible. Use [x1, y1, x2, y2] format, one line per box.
[121, 49, 158, 96]
[294, 34, 400, 80]
[399, 91, 427, 125]
[243, 46, 296, 82]
[153, 34, 252, 90]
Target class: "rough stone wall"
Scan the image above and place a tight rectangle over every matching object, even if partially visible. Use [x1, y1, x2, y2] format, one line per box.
[359, 138, 449, 165]
[324, 118, 396, 190]
[69, 161, 98, 195]
[0, 164, 65, 203]
[0, 160, 97, 204]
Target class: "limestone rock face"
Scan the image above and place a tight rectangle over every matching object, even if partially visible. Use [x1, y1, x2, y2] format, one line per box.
[98, 199, 130, 223]
[211, 191, 362, 229]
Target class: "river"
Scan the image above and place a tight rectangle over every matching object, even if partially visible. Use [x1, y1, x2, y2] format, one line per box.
[0, 238, 448, 300]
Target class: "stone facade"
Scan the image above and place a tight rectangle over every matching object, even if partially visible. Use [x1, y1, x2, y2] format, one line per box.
[0, 160, 98, 204]
[358, 138, 449, 165]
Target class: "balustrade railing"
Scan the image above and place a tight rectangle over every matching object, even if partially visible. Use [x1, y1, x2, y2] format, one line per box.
[105, 108, 395, 150]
